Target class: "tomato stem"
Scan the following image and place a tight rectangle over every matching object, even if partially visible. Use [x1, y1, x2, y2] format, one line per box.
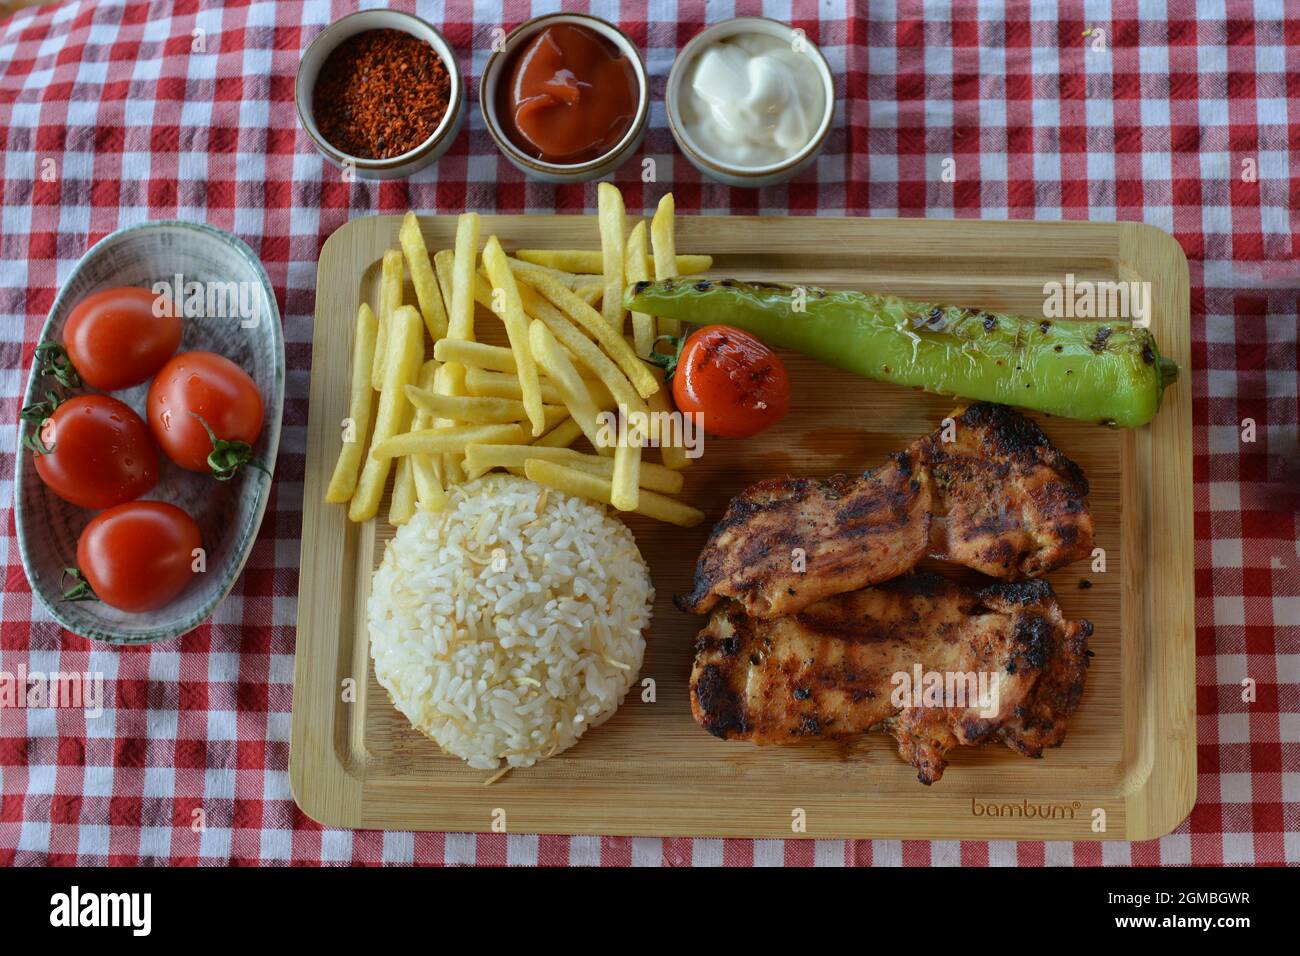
[34, 342, 81, 390]
[188, 412, 272, 481]
[646, 334, 686, 382]
[20, 390, 63, 425]
[60, 568, 98, 602]
[20, 390, 63, 456]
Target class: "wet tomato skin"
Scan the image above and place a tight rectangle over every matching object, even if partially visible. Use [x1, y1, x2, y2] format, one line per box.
[76, 501, 202, 612]
[672, 325, 790, 439]
[63, 286, 181, 390]
[33, 395, 158, 509]
[147, 351, 264, 472]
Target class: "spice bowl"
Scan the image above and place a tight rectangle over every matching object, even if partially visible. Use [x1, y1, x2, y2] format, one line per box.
[296, 9, 464, 180]
[480, 13, 649, 184]
[665, 17, 835, 188]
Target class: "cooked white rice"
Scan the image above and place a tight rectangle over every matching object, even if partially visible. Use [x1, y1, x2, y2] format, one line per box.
[368, 474, 653, 771]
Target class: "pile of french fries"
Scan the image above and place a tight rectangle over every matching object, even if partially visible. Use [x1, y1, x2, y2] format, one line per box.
[325, 187, 710, 529]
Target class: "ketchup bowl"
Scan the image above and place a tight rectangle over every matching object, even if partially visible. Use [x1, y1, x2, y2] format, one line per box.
[481, 13, 649, 183]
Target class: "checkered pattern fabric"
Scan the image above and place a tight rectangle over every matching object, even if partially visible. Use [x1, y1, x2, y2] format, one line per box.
[1, 0, 1296, 866]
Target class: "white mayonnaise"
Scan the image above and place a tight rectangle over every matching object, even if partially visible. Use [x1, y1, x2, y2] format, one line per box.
[679, 33, 826, 169]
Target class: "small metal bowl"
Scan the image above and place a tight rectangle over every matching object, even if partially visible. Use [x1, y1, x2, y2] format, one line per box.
[480, 13, 649, 184]
[295, 9, 465, 181]
[665, 17, 835, 189]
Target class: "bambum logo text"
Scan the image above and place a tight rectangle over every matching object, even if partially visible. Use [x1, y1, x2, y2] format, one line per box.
[970, 798, 1081, 820]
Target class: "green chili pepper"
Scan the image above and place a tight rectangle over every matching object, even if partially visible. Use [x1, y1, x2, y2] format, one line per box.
[625, 278, 1178, 428]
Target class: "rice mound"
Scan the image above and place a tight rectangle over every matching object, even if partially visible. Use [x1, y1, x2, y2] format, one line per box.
[368, 474, 653, 770]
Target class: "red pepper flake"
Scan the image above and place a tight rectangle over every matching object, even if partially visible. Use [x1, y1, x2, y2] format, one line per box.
[312, 29, 451, 160]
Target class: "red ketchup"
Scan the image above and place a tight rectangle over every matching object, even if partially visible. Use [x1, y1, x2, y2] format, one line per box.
[497, 23, 638, 164]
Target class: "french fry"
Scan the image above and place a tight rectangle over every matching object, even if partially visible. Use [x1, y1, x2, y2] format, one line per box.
[537, 317, 637, 411]
[465, 262, 635, 416]
[433, 249, 456, 319]
[501, 256, 590, 290]
[574, 282, 603, 306]
[647, 365, 690, 470]
[510, 264, 659, 399]
[463, 367, 566, 405]
[611, 420, 642, 512]
[597, 182, 627, 334]
[412, 452, 447, 512]
[597, 446, 680, 493]
[409, 361, 447, 513]
[531, 417, 583, 449]
[404, 386, 566, 428]
[325, 302, 380, 503]
[390, 358, 439, 523]
[524, 459, 705, 527]
[431, 360, 468, 485]
[371, 249, 404, 389]
[389, 452, 418, 524]
[464, 444, 684, 493]
[449, 213, 479, 342]
[470, 270, 600, 387]
[482, 236, 546, 436]
[388, 364, 421, 524]
[371, 423, 527, 460]
[463, 443, 565, 479]
[625, 220, 654, 357]
[515, 249, 712, 276]
[437, 333, 555, 380]
[651, 193, 682, 337]
[349, 305, 424, 522]
[524, 298, 640, 415]
[399, 212, 448, 340]
[516, 286, 646, 418]
[440, 321, 616, 405]
[435, 238, 475, 484]
[477, 418, 584, 478]
[433, 338, 517, 374]
[528, 319, 608, 453]
[443, 458, 465, 484]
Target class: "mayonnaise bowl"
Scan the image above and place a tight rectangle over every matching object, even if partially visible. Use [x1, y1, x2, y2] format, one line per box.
[666, 18, 835, 188]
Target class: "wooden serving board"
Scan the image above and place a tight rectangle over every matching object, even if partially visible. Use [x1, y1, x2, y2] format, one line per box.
[292, 215, 1194, 841]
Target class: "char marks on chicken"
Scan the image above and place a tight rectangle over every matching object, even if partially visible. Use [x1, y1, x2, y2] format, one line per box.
[690, 574, 1092, 784]
[677, 402, 1093, 619]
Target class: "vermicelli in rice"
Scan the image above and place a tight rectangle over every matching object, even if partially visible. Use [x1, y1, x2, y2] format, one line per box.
[367, 474, 653, 771]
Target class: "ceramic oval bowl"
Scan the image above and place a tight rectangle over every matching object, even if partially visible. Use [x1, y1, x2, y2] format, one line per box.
[480, 13, 649, 183]
[295, 9, 465, 180]
[14, 220, 285, 644]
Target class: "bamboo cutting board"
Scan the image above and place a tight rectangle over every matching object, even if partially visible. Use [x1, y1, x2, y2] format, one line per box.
[292, 215, 1194, 841]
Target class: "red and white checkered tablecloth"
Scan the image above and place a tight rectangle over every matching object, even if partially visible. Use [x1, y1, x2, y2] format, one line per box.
[0, 0, 1296, 867]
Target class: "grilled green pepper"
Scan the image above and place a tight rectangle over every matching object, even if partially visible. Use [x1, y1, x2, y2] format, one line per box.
[625, 278, 1178, 427]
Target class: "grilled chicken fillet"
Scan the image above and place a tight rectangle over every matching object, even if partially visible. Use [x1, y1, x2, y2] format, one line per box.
[678, 403, 1093, 618]
[691, 574, 1092, 784]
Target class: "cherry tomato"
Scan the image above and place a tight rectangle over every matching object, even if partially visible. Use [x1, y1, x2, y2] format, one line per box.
[71, 501, 202, 612]
[63, 286, 180, 390]
[31, 394, 158, 509]
[668, 325, 790, 439]
[147, 351, 266, 477]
